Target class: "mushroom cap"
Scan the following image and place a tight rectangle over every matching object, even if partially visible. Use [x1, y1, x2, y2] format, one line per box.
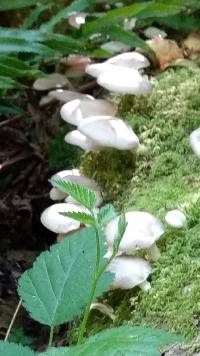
[48, 89, 94, 103]
[97, 67, 152, 94]
[85, 63, 116, 78]
[105, 211, 164, 253]
[64, 130, 100, 151]
[106, 51, 150, 70]
[50, 169, 80, 201]
[40, 203, 86, 234]
[165, 209, 187, 228]
[108, 256, 151, 290]
[33, 73, 68, 91]
[78, 116, 139, 150]
[190, 128, 200, 158]
[143, 26, 167, 39]
[68, 12, 87, 29]
[60, 98, 116, 126]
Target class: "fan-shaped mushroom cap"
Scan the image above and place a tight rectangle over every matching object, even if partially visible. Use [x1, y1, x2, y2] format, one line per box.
[64, 130, 100, 151]
[48, 89, 94, 103]
[108, 256, 151, 290]
[106, 52, 150, 70]
[50, 169, 80, 201]
[78, 116, 139, 150]
[190, 128, 200, 158]
[105, 211, 164, 253]
[85, 63, 116, 78]
[165, 209, 187, 228]
[97, 67, 152, 94]
[60, 99, 116, 126]
[33, 73, 68, 91]
[40, 203, 87, 234]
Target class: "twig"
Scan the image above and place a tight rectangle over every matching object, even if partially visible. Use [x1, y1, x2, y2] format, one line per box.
[0, 116, 23, 128]
[5, 299, 22, 341]
[0, 153, 32, 172]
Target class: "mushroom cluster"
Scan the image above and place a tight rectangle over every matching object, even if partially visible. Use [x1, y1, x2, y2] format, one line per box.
[40, 168, 103, 241]
[105, 211, 165, 291]
[59, 51, 152, 152]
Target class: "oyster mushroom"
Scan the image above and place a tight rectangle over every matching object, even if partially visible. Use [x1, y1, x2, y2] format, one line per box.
[106, 51, 150, 70]
[78, 116, 139, 150]
[165, 209, 187, 229]
[60, 98, 116, 126]
[108, 256, 152, 291]
[97, 66, 152, 94]
[68, 12, 87, 29]
[190, 128, 200, 158]
[40, 203, 87, 237]
[105, 211, 165, 261]
[49, 169, 80, 201]
[64, 130, 100, 151]
[33, 73, 68, 91]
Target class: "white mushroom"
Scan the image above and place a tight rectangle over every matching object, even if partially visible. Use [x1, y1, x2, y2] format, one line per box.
[50, 169, 80, 201]
[105, 211, 165, 261]
[68, 12, 87, 29]
[86, 63, 115, 78]
[48, 89, 94, 103]
[143, 26, 167, 39]
[90, 303, 116, 321]
[108, 256, 151, 291]
[33, 73, 68, 91]
[97, 67, 152, 95]
[78, 116, 139, 150]
[190, 128, 200, 158]
[64, 130, 100, 151]
[40, 203, 87, 234]
[165, 209, 187, 229]
[106, 51, 150, 70]
[60, 98, 116, 126]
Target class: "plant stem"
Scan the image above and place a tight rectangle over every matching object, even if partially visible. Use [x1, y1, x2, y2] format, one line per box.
[5, 298, 22, 341]
[48, 326, 54, 347]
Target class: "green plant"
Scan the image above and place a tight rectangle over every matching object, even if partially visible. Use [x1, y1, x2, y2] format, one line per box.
[0, 182, 183, 354]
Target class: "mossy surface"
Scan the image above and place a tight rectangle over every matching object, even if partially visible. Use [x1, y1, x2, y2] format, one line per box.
[82, 67, 200, 338]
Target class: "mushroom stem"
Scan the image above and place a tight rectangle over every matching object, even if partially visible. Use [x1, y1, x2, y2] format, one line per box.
[139, 281, 151, 291]
[147, 243, 161, 261]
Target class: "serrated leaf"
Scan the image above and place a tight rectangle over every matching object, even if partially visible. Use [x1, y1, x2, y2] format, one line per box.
[0, 341, 35, 356]
[0, 56, 42, 78]
[0, 0, 52, 10]
[18, 227, 112, 326]
[50, 179, 96, 210]
[0, 38, 57, 56]
[61, 211, 95, 226]
[97, 204, 117, 226]
[41, 0, 96, 32]
[40, 326, 184, 356]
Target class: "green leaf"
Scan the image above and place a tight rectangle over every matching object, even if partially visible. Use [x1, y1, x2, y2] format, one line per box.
[0, 38, 57, 56]
[0, 102, 24, 114]
[0, 341, 35, 356]
[41, 0, 96, 32]
[0, 56, 42, 78]
[18, 227, 112, 326]
[156, 13, 200, 31]
[22, 5, 50, 29]
[0, 76, 26, 89]
[106, 26, 152, 53]
[113, 213, 127, 253]
[0, 0, 52, 10]
[40, 326, 184, 356]
[137, 2, 180, 19]
[97, 204, 117, 226]
[50, 179, 96, 209]
[82, 2, 150, 35]
[61, 211, 95, 226]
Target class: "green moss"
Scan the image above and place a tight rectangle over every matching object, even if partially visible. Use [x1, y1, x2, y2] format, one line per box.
[48, 126, 82, 170]
[81, 67, 200, 338]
